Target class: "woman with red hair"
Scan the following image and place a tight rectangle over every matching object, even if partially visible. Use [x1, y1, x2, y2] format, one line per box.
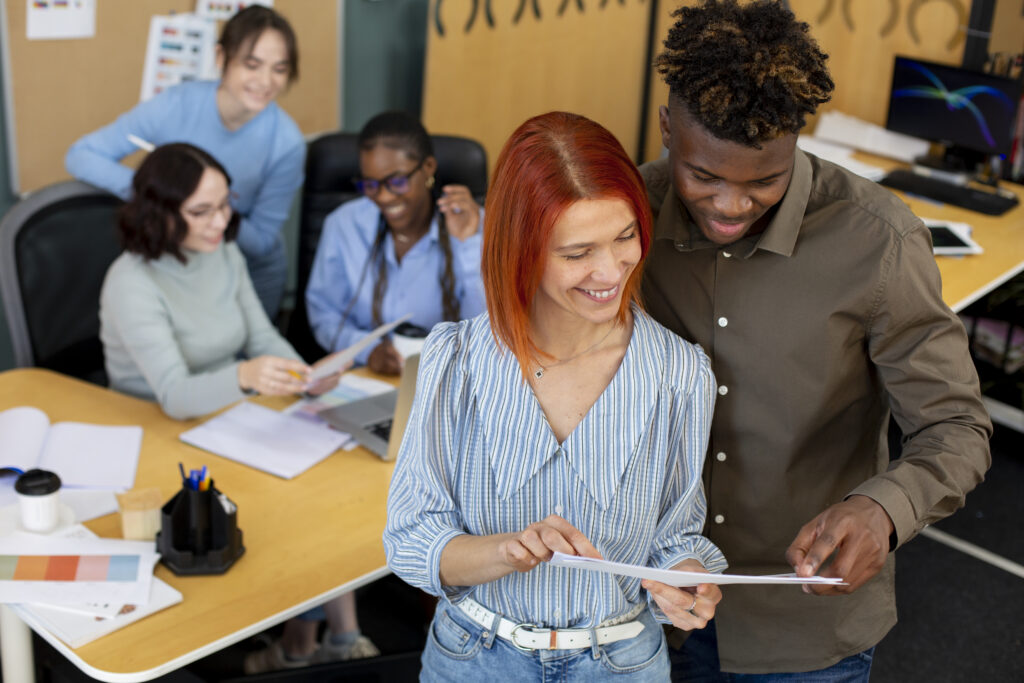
[384, 112, 724, 680]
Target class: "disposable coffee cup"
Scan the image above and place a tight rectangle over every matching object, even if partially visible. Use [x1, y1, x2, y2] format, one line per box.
[15, 469, 62, 533]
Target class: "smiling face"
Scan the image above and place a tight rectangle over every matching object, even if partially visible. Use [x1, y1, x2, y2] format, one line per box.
[532, 198, 641, 329]
[180, 167, 232, 253]
[358, 145, 437, 236]
[660, 102, 797, 246]
[217, 28, 290, 120]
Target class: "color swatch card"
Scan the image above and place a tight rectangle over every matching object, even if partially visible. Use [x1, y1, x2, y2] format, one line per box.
[0, 535, 157, 605]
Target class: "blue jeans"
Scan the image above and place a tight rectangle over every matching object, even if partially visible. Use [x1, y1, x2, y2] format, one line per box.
[669, 620, 874, 683]
[421, 601, 671, 682]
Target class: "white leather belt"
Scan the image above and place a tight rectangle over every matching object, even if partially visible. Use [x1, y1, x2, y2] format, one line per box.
[455, 597, 646, 651]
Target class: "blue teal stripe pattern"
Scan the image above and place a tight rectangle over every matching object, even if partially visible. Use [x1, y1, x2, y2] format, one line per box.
[384, 307, 726, 628]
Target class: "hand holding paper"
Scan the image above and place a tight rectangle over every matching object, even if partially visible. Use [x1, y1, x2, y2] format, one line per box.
[310, 314, 413, 382]
[548, 552, 846, 587]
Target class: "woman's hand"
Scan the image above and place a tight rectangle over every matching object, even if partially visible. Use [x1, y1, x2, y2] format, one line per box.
[499, 514, 603, 573]
[368, 340, 403, 376]
[237, 356, 310, 395]
[642, 558, 721, 631]
[436, 184, 480, 241]
[304, 353, 351, 395]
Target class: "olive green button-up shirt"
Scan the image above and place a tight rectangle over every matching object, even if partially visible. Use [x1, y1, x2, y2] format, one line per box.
[640, 151, 991, 674]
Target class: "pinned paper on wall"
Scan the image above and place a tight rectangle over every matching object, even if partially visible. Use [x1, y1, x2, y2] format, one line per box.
[26, 0, 96, 40]
[195, 0, 273, 22]
[139, 14, 218, 102]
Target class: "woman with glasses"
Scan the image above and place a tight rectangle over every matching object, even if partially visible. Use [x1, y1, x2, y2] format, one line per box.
[305, 111, 486, 375]
[99, 143, 341, 420]
[67, 5, 303, 320]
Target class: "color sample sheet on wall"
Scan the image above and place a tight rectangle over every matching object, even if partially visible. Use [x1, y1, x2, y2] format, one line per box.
[140, 13, 217, 101]
[26, 0, 96, 40]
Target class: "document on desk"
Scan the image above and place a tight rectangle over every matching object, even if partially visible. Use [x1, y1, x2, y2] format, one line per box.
[548, 552, 846, 587]
[0, 406, 141, 490]
[179, 402, 349, 479]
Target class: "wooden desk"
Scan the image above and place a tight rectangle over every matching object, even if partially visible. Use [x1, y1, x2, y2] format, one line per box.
[0, 368, 396, 682]
[855, 153, 1024, 313]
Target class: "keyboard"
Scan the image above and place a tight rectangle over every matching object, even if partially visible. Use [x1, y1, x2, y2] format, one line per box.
[879, 170, 1019, 216]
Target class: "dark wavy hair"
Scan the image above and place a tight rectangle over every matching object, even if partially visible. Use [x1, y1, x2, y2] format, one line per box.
[118, 143, 240, 263]
[219, 5, 299, 83]
[655, 0, 834, 146]
[356, 111, 460, 327]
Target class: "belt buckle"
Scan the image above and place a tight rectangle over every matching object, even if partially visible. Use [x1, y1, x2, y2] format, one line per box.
[508, 622, 540, 652]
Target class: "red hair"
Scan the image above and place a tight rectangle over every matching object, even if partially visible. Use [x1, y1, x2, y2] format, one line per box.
[482, 111, 653, 376]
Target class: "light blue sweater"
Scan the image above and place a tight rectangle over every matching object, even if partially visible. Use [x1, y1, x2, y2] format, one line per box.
[66, 80, 305, 318]
[99, 243, 301, 420]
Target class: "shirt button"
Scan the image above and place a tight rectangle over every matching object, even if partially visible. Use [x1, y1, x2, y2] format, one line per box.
[718, 385, 728, 396]
[716, 452, 727, 462]
[723, 251, 732, 258]
[714, 514, 725, 524]
[718, 317, 728, 327]
[675, 242, 687, 251]
[555, 504, 564, 515]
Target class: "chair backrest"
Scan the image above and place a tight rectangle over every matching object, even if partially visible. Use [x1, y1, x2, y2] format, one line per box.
[0, 181, 124, 385]
[287, 132, 488, 361]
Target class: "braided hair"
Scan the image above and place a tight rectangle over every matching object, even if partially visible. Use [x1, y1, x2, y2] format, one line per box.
[655, 0, 834, 146]
[358, 111, 460, 327]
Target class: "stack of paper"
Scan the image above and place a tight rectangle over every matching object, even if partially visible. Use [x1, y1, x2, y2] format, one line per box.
[3, 526, 181, 648]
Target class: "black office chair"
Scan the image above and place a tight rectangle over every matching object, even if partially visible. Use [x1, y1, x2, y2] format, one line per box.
[0, 181, 124, 385]
[286, 132, 488, 362]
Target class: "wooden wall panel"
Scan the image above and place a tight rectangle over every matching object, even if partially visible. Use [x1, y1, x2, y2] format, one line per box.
[643, 0, 1023, 163]
[422, 0, 651, 174]
[3, 0, 338, 193]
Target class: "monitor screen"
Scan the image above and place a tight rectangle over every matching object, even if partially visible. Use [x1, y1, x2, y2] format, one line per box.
[885, 56, 1022, 157]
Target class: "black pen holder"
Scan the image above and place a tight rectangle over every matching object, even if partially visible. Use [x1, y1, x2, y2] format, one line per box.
[156, 479, 244, 575]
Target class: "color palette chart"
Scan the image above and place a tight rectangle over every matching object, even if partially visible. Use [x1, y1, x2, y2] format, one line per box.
[0, 554, 140, 583]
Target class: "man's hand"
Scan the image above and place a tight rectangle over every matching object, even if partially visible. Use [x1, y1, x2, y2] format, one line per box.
[785, 495, 894, 595]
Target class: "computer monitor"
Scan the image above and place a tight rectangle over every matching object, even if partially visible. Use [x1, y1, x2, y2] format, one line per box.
[885, 56, 1022, 171]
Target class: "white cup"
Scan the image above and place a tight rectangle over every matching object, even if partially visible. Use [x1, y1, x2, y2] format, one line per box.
[15, 469, 62, 533]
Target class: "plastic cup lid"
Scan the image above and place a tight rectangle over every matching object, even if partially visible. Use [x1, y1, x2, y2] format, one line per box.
[14, 468, 61, 495]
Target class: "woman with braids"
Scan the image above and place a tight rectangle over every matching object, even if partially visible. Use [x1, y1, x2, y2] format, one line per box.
[384, 112, 725, 681]
[305, 111, 485, 376]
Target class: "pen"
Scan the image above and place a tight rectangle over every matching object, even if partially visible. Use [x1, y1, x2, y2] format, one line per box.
[179, 462, 186, 483]
[127, 133, 155, 152]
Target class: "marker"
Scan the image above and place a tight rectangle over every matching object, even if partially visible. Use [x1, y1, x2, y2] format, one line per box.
[127, 134, 155, 152]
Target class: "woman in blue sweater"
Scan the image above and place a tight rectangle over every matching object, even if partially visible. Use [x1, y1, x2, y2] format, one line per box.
[67, 5, 303, 320]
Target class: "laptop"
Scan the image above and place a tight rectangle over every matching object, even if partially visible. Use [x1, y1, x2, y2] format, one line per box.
[319, 354, 419, 461]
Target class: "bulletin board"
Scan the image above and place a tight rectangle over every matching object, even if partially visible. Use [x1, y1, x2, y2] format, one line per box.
[642, 0, 1024, 163]
[1, 0, 340, 194]
[422, 0, 654, 174]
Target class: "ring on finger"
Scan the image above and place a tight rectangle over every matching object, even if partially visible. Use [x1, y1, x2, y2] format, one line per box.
[687, 594, 698, 616]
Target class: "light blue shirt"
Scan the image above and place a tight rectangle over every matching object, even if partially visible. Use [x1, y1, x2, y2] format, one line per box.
[305, 196, 485, 364]
[384, 308, 727, 628]
[65, 80, 305, 317]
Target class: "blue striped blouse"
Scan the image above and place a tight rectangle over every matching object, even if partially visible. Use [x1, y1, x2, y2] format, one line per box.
[383, 307, 727, 628]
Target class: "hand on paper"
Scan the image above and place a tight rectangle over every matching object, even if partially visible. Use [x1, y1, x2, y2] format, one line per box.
[642, 558, 721, 631]
[502, 514, 602, 573]
[436, 185, 480, 241]
[368, 340, 403, 376]
[785, 494, 894, 596]
[305, 354, 350, 395]
[237, 356, 310, 396]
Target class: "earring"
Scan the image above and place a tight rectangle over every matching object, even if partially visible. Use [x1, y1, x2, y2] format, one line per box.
[426, 176, 435, 189]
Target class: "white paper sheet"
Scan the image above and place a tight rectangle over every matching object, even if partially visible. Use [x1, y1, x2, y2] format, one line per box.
[0, 406, 50, 472]
[548, 552, 846, 587]
[309, 314, 413, 382]
[179, 402, 348, 479]
[139, 14, 217, 101]
[195, 0, 273, 21]
[39, 423, 142, 490]
[26, 0, 96, 40]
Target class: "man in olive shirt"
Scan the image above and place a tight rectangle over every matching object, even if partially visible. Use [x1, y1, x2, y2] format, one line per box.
[641, 1, 992, 680]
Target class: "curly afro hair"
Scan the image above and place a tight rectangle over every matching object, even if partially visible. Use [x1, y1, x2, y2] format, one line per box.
[655, 0, 834, 146]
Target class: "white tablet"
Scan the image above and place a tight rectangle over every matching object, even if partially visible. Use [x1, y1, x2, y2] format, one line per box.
[923, 220, 983, 256]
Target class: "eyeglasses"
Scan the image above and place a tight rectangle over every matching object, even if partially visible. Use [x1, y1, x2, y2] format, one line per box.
[352, 159, 425, 197]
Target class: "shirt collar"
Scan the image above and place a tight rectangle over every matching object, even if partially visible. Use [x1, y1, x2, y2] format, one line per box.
[652, 148, 813, 259]
[470, 309, 661, 510]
